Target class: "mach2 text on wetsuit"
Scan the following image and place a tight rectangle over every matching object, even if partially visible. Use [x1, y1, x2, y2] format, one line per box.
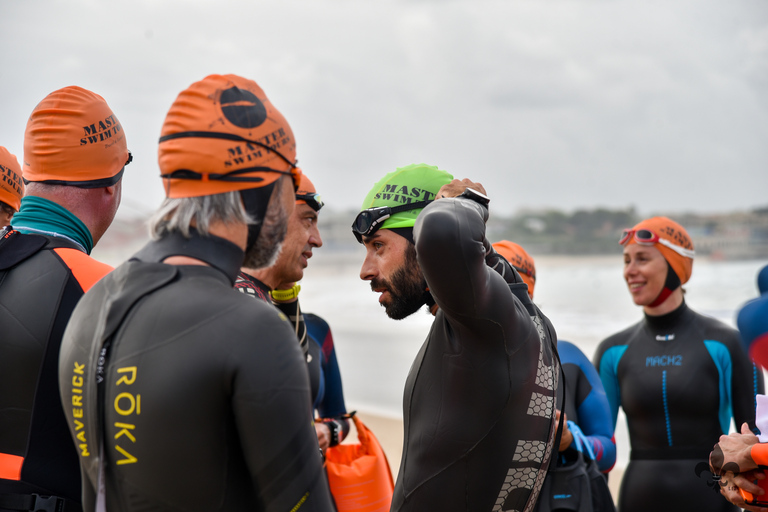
[594, 302, 763, 512]
[393, 197, 559, 512]
[0, 226, 112, 510]
[58, 232, 334, 512]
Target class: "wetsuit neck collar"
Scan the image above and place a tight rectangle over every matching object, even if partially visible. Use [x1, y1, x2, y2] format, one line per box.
[238, 271, 272, 300]
[644, 300, 689, 333]
[11, 196, 94, 254]
[132, 228, 244, 286]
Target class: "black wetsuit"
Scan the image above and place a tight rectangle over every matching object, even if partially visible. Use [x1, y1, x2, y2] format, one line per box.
[392, 198, 558, 512]
[234, 274, 350, 441]
[594, 301, 763, 512]
[0, 228, 112, 509]
[58, 231, 334, 512]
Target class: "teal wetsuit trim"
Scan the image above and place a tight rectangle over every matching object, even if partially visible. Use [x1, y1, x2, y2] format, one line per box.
[703, 340, 733, 435]
[12, 196, 94, 254]
[599, 345, 628, 430]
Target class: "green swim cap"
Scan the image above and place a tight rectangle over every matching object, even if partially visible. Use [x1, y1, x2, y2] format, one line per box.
[360, 163, 453, 230]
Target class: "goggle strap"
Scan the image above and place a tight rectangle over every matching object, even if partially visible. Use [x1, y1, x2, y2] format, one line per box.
[657, 238, 695, 259]
[158, 131, 298, 169]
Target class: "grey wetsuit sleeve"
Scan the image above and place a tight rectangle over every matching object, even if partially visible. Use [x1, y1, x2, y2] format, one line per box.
[414, 197, 533, 347]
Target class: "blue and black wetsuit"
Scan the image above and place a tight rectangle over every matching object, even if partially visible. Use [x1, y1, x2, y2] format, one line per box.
[594, 301, 763, 512]
[559, 341, 616, 473]
[305, 314, 347, 419]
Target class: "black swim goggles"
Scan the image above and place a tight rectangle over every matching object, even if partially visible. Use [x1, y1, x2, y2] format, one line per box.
[352, 200, 432, 243]
[296, 192, 324, 212]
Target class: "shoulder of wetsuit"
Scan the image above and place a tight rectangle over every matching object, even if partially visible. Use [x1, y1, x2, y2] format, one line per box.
[93, 261, 180, 343]
[0, 230, 49, 270]
[688, 308, 740, 341]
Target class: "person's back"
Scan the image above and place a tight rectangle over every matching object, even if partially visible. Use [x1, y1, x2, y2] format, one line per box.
[0, 87, 128, 509]
[61, 258, 321, 510]
[59, 74, 334, 512]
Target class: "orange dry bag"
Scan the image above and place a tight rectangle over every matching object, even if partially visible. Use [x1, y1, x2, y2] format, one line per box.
[324, 412, 395, 512]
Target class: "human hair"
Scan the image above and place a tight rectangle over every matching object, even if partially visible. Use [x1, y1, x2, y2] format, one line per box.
[149, 191, 252, 240]
[0, 201, 14, 217]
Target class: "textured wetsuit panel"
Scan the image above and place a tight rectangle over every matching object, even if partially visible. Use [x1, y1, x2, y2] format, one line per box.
[390, 198, 558, 512]
[593, 302, 763, 512]
[234, 271, 271, 302]
[0, 232, 111, 503]
[559, 341, 616, 472]
[59, 259, 334, 512]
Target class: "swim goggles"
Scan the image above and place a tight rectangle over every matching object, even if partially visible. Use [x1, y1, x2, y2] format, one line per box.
[352, 200, 433, 243]
[296, 192, 324, 212]
[619, 228, 695, 259]
[158, 131, 302, 192]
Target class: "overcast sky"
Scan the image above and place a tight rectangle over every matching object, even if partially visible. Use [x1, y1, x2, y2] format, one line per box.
[1, 0, 766, 218]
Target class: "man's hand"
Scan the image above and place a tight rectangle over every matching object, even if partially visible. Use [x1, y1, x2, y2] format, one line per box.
[436, 179, 487, 200]
[555, 409, 573, 451]
[316, 422, 331, 453]
[719, 468, 768, 512]
[711, 422, 760, 476]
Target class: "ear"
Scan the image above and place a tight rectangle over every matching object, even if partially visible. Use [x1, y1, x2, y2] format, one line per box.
[105, 184, 118, 196]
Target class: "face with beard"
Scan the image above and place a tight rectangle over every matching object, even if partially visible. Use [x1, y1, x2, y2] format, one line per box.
[360, 228, 429, 320]
[242, 175, 293, 269]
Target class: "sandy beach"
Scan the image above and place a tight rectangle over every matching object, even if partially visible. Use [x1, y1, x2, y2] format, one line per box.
[347, 410, 624, 506]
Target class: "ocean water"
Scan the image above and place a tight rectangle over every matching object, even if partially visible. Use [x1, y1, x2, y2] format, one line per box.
[297, 249, 767, 469]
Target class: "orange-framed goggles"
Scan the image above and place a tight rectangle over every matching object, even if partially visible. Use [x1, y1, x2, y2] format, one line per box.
[619, 228, 695, 259]
[158, 130, 302, 192]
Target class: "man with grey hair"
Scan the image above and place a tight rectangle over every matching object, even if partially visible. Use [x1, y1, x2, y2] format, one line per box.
[59, 74, 334, 511]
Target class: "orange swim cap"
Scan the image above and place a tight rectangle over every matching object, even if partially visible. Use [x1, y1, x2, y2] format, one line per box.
[296, 171, 315, 199]
[24, 86, 130, 187]
[623, 216, 694, 285]
[492, 240, 536, 299]
[0, 147, 23, 211]
[158, 74, 300, 198]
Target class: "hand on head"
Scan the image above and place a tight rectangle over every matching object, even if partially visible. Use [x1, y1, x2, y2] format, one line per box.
[436, 179, 486, 200]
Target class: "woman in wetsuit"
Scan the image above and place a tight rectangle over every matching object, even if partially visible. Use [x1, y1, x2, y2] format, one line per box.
[593, 216, 763, 512]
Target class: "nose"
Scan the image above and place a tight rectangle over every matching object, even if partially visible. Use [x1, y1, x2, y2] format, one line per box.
[624, 258, 637, 280]
[359, 249, 377, 282]
[309, 223, 323, 249]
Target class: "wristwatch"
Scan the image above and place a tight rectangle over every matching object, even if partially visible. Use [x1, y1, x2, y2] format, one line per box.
[458, 187, 490, 208]
[326, 419, 341, 447]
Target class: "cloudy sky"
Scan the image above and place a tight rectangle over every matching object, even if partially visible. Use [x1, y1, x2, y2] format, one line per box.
[1, 0, 766, 218]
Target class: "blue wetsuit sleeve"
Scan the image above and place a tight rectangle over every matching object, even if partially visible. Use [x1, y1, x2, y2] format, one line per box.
[560, 341, 616, 472]
[314, 320, 347, 419]
[726, 334, 764, 433]
[305, 314, 350, 441]
[593, 341, 624, 432]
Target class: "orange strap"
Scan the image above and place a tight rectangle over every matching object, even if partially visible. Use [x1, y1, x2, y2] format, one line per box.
[53, 248, 113, 292]
[0, 453, 23, 480]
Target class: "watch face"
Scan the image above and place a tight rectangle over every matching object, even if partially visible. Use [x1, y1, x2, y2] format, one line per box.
[460, 188, 490, 206]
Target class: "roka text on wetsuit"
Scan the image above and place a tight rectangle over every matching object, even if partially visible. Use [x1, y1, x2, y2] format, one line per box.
[393, 197, 559, 512]
[0, 219, 112, 509]
[594, 301, 763, 512]
[58, 231, 334, 512]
